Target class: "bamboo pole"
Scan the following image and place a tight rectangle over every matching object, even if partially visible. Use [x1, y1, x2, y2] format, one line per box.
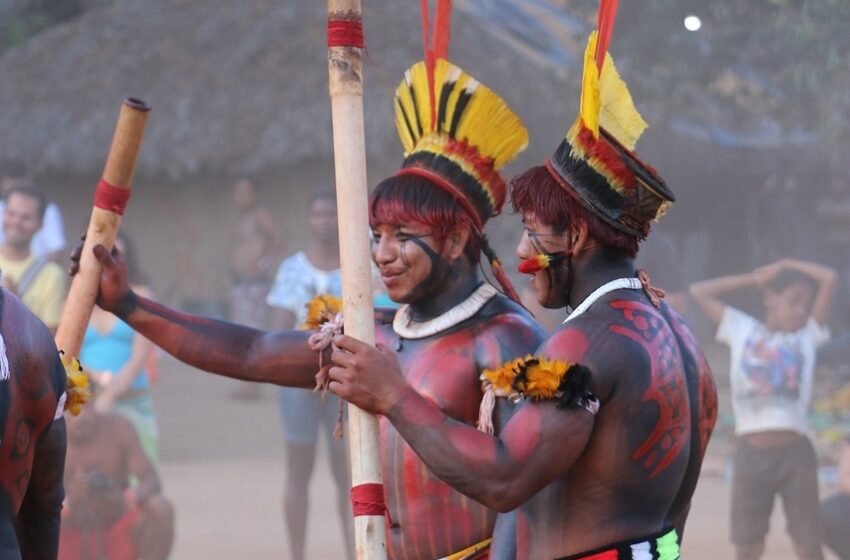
[55, 98, 151, 358]
[326, 2, 386, 559]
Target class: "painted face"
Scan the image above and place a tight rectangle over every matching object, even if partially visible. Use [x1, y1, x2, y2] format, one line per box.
[308, 197, 339, 246]
[763, 281, 815, 332]
[370, 222, 452, 304]
[516, 212, 571, 309]
[2, 192, 42, 248]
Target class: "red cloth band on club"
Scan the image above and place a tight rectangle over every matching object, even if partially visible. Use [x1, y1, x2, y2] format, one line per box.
[350, 483, 387, 517]
[93, 178, 131, 215]
[327, 19, 365, 49]
[396, 166, 484, 232]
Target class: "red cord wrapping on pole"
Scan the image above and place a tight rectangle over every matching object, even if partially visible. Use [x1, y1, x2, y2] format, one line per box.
[327, 18, 365, 49]
[351, 483, 394, 526]
[93, 178, 131, 215]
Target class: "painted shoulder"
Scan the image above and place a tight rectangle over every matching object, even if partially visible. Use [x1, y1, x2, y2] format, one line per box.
[476, 293, 547, 341]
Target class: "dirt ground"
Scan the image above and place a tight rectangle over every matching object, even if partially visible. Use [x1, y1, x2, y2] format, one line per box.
[151, 355, 836, 559]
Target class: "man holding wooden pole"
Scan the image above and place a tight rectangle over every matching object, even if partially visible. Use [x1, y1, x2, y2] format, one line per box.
[324, 2, 718, 558]
[76, 21, 545, 560]
[0, 98, 149, 560]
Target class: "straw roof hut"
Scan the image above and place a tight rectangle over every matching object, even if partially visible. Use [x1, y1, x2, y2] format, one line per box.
[0, 0, 579, 178]
[0, 0, 771, 303]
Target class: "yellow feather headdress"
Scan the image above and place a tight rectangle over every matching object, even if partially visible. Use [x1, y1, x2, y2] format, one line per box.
[545, 0, 675, 239]
[393, 59, 529, 229]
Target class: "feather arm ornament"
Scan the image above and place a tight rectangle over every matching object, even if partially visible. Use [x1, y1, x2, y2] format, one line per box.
[477, 355, 596, 434]
[61, 353, 91, 416]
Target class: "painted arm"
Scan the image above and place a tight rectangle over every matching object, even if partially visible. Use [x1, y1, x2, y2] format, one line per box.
[689, 272, 756, 324]
[774, 258, 837, 325]
[329, 335, 593, 512]
[15, 345, 68, 559]
[15, 419, 67, 560]
[86, 244, 319, 389]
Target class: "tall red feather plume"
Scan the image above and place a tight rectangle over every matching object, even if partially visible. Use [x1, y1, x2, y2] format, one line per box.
[432, 0, 452, 61]
[595, 0, 619, 71]
[420, 0, 453, 129]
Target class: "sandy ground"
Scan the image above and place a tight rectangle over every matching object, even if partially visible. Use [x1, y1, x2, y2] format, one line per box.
[150, 355, 833, 559]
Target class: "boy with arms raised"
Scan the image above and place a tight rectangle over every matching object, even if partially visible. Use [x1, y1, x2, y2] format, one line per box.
[691, 258, 836, 560]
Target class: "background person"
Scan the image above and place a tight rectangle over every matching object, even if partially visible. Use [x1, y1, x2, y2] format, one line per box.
[228, 178, 280, 400]
[0, 185, 66, 332]
[79, 233, 159, 463]
[266, 190, 352, 560]
[691, 258, 838, 560]
[59, 406, 174, 560]
[820, 436, 850, 560]
[0, 160, 67, 262]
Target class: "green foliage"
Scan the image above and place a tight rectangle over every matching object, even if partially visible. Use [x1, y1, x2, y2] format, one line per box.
[558, 0, 850, 141]
[0, 1, 83, 53]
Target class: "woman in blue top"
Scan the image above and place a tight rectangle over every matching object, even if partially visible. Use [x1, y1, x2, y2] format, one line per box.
[80, 233, 159, 462]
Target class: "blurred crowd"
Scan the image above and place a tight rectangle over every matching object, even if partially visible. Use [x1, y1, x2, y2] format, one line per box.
[2, 156, 849, 559]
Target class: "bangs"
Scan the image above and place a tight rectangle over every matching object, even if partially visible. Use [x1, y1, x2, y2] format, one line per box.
[369, 173, 481, 263]
[510, 165, 639, 257]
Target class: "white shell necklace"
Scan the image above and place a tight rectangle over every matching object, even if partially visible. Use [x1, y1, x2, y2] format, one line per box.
[393, 283, 498, 339]
[563, 277, 642, 324]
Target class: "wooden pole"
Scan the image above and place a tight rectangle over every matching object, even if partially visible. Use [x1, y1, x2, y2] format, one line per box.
[326, 2, 386, 559]
[55, 98, 150, 358]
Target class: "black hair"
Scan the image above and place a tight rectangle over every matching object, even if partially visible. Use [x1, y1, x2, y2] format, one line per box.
[370, 173, 481, 264]
[6, 185, 47, 220]
[0, 159, 27, 180]
[765, 269, 817, 295]
[309, 189, 337, 209]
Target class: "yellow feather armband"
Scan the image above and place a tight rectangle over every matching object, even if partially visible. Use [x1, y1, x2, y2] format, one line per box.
[301, 294, 343, 330]
[61, 353, 91, 416]
[477, 355, 596, 434]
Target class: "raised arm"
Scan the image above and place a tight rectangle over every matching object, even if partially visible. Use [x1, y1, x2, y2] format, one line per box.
[689, 271, 759, 324]
[328, 335, 593, 512]
[775, 258, 838, 325]
[86, 244, 319, 389]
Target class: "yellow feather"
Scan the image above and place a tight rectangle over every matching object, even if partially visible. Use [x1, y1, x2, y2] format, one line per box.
[393, 71, 419, 154]
[393, 59, 528, 169]
[409, 63, 432, 143]
[577, 31, 602, 138]
[598, 52, 648, 151]
[572, 31, 648, 151]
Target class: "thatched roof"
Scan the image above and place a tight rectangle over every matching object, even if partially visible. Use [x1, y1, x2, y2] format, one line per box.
[0, 0, 583, 179]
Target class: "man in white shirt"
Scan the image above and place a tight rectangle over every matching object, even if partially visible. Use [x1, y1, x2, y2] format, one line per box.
[691, 258, 838, 560]
[266, 191, 351, 560]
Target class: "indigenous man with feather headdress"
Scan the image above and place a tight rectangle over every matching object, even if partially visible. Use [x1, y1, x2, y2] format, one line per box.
[328, 2, 718, 558]
[75, 5, 546, 558]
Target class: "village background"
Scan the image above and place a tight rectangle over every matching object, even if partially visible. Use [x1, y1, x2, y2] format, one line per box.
[2, 0, 849, 558]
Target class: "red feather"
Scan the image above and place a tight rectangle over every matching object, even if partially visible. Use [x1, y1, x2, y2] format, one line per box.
[420, 0, 453, 129]
[595, 0, 619, 71]
[433, 0, 452, 61]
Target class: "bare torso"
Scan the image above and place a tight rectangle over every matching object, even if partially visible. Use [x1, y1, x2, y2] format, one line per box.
[231, 208, 274, 281]
[0, 291, 66, 558]
[64, 414, 134, 529]
[374, 297, 544, 559]
[515, 292, 717, 559]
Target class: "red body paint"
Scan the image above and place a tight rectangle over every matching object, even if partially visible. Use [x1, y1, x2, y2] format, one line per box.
[609, 300, 691, 479]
